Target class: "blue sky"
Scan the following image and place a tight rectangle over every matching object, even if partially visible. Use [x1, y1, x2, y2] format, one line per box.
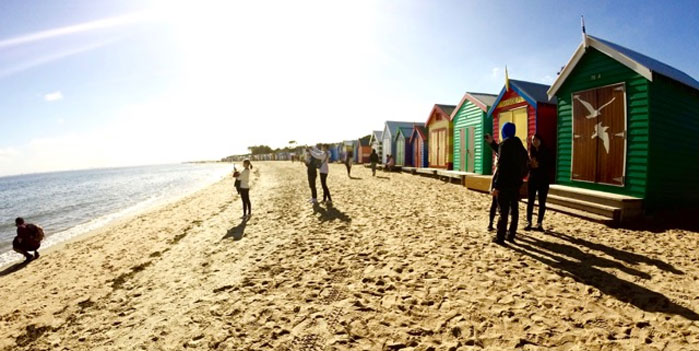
[0, 0, 697, 175]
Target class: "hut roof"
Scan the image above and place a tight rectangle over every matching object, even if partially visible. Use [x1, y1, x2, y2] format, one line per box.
[487, 79, 556, 117]
[450, 92, 498, 118]
[426, 104, 457, 125]
[548, 34, 699, 98]
[409, 125, 428, 143]
[384, 121, 422, 139]
[358, 135, 371, 146]
[394, 127, 414, 141]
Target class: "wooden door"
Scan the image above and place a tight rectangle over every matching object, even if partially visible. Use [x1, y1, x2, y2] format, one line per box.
[467, 126, 475, 172]
[459, 128, 466, 171]
[572, 83, 626, 186]
[430, 130, 437, 166]
[439, 129, 446, 166]
[595, 84, 626, 185]
[512, 108, 528, 148]
[572, 89, 598, 182]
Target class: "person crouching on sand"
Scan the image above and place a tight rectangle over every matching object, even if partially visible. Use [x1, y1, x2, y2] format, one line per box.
[13, 217, 44, 262]
[236, 160, 253, 219]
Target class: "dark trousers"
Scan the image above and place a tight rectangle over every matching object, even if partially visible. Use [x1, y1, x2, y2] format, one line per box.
[527, 182, 549, 225]
[240, 188, 251, 215]
[320, 173, 332, 202]
[496, 188, 519, 240]
[345, 162, 351, 176]
[307, 171, 317, 199]
[489, 197, 498, 226]
[371, 162, 377, 176]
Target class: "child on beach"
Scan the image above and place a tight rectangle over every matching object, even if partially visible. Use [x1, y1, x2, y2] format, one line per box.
[236, 160, 253, 219]
[13, 217, 44, 262]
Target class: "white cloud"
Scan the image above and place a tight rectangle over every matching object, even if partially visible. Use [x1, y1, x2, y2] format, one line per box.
[44, 91, 63, 102]
[491, 67, 500, 77]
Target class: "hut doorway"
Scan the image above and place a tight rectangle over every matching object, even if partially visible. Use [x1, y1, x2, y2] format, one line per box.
[498, 107, 528, 148]
[571, 83, 626, 186]
[467, 126, 475, 173]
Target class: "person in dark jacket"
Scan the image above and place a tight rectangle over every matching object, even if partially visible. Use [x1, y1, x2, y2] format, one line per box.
[490, 122, 528, 244]
[525, 134, 551, 231]
[369, 149, 379, 176]
[13, 217, 43, 262]
[305, 148, 318, 204]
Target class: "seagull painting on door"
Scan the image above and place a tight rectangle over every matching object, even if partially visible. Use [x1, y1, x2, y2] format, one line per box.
[571, 83, 626, 186]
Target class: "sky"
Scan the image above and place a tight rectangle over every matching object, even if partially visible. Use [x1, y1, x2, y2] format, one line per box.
[0, 0, 697, 176]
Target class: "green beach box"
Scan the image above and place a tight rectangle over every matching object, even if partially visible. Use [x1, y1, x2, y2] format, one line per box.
[547, 34, 699, 209]
[451, 92, 498, 174]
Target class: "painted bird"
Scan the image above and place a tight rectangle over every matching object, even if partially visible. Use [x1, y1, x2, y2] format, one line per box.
[574, 95, 616, 119]
[591, 122, 611, 154]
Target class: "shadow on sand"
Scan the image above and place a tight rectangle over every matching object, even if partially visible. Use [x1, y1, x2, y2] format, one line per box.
[349, 176, 363, 180]
[618, 208, 699, 233]
[509, 234, 698, 321]
[313, 203, 351, 223]
[374, 176, 390, 180]
[544, 230, 683, 275]
[223, 219, 248, 241]
[0, 260, 30, 277]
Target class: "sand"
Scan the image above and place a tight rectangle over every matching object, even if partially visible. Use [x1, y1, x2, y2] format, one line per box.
[0, 162, 697, 351]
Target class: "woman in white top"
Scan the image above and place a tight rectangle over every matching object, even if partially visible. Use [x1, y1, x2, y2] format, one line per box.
[236, 159, 253, 219]
[310, 144, 332, 204]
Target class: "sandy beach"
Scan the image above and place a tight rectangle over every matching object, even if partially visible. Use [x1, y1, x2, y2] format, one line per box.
[0, 162, 697, 351]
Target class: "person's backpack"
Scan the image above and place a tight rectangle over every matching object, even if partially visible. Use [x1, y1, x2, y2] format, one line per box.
[26, 224, 44, 242]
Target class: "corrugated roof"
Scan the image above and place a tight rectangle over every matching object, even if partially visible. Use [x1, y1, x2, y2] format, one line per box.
[358, 134, 371, 146]
[590, 35, 698, 89]
[510, 79, 556, 104]
[435, 104, 456, 116]
[467, 92, 498, 107]
[384, 121, 422, 139]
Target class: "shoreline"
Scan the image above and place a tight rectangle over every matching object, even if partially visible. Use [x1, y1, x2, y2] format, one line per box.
[0, 171, 230, 270]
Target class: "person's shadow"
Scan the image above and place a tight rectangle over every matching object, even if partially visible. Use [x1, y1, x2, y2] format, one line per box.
[313, 203, 351, 223]
[375, 176, 390, 180]
[223, 219, 247, 241]
[509, 235, 698, 321]
[0, 260, 30, 277]
[349, 176, 363, 180]
[544, 230, 683, 274]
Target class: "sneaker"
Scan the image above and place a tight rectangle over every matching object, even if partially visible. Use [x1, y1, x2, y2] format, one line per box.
[487, 225, 495, 232]
[534, 224, 544, 232]
[524, 223, 532, 231]
[34, 251, 40, 259]
[491, 237, 505, 245]
[506, 236, 515, 243]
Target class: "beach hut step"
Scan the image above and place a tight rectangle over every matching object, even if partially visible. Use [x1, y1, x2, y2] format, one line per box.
[548, 185, 643, 209]
[545, 194, 621, 220]
[533, 202, 616, 223]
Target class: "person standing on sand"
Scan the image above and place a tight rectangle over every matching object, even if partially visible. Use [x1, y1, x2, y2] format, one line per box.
[490, 122, 528, 244]
[484, 134, 500, 231]
[370, 149, 379, 176]
[13, 217, 44, 262]
[344, 149, 353, 177]
[310, 144, 332, 204]
[305, 147, 319, 204]
[236, 160, 253, 219]
[525, 134, 551, 232]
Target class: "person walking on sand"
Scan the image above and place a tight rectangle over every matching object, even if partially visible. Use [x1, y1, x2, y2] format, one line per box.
[305, 147, 319, 204]
[490, 122, 528, 244]
[310, 144, 332, 204]
[525, 134, 551, 232]
[13, 217, 44, 262]
[369, 149, 379, 176]
[344, 149, 353, 177]
[235, 160, 253, 219]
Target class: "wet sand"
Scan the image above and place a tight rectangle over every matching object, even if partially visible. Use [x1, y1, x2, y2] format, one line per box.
[0, 162, 697, 350]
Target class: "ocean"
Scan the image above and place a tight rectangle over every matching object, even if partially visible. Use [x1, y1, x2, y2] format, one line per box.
[0, 163, 232, 266]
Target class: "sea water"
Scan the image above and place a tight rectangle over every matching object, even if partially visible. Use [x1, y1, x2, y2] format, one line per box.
[0, 163, 232, 266]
